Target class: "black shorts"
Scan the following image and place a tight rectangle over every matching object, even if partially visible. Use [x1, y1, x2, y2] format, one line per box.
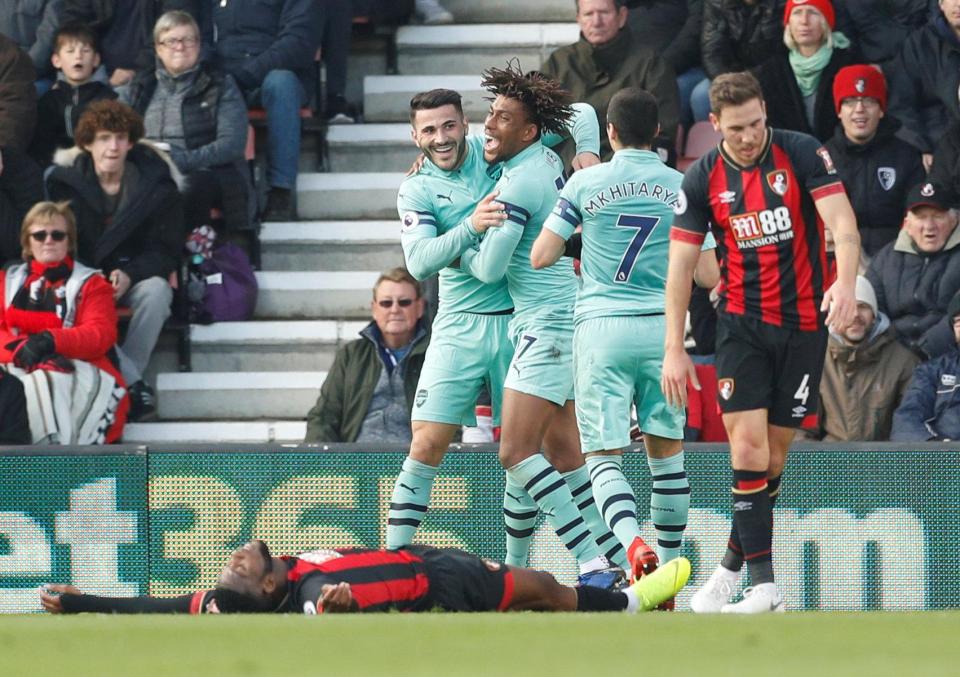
[714, 314, 827, 428]
[420, 547, 513, 612]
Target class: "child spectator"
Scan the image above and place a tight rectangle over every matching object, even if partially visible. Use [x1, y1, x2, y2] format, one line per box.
[29, 22, 116, 167]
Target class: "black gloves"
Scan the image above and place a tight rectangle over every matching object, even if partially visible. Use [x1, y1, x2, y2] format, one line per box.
[7, 331, 55, 370]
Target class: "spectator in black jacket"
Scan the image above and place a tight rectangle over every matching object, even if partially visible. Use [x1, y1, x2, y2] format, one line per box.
[0, 146, 44, 264]
[29, 23, 117, 167]
[627, 1, 706, 126]
[45, 100, 184, 421]
[60, 0, 210, 89]
[0, 34, 37, 153]
[753, 0, 858, 142]
[887, 0, 960, 169]
[866, 181, 960, 360]
[838, 0, 934, 66]
[824, 65, 925, 259]
[929, 120, 960, 211]
[696, 0, 787, 120]
[212, 0, 320, 221]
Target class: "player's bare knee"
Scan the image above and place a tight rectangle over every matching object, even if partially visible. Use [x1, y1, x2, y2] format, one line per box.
[643, 434, 683, 459]
[498, 442, 534, 470]
[409, 423, 455, 466]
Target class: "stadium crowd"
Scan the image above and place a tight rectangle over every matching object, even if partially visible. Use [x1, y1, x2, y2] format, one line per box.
[1, 0, 960, 612]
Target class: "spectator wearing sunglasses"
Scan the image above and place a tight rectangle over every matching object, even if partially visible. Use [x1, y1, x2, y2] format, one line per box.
[305, 267, 430, 444]
[0, 201, 129, 444]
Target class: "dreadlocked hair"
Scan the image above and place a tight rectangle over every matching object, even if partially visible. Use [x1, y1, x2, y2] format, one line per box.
[480, 60, 574, 138]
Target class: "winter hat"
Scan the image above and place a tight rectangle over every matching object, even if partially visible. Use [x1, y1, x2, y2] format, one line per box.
[854, 275, 878, 317]
[832, 64, 887, 113]
[783, 0, 835, 30]
[905, 182, 956, 213]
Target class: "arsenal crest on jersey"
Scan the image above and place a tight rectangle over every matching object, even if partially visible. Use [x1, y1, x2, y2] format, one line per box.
[766, 169, 789, 196]
[877, 167, 896, 191]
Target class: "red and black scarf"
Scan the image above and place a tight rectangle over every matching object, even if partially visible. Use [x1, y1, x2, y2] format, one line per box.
[6, 257, 74, 335]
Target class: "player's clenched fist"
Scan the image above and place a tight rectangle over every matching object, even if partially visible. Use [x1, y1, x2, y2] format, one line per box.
[469, 191, 507, 234]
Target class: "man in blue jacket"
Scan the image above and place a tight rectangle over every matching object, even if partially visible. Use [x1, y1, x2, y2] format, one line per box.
[892, 293, 960, 441]
[212, 0, 319, 220]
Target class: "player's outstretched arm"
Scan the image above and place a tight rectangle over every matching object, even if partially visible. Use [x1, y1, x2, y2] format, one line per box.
[816, 191, 860, 333]
[662, 238, 702, 409]
[41, 584, 199, 614]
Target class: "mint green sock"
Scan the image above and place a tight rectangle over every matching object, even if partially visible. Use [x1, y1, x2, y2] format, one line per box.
[503, 474, 538, 567]
[585, 455, 641, 551]
[647, 451, 690, 563]
[507, 454, 602, 564]
[563, 465, 628, 570]
[386, 457, 437, 549]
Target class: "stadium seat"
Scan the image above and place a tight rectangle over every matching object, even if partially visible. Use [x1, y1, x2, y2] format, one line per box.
[677, 121, 722, 172]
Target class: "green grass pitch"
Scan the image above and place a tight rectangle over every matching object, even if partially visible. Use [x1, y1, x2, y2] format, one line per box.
[4, 612, 960, 676]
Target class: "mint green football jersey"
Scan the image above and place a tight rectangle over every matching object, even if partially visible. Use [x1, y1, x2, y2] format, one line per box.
[543, 148, 712, 323]
[460, 141, 577, 324]
[398, 134, 512, 315]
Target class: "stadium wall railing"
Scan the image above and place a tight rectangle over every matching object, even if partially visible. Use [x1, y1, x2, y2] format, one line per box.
[1, 443, 955, 613]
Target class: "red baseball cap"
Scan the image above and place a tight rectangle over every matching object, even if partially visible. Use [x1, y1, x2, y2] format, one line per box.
[832, 64, 887, 113]
[783, 0, 835, 30]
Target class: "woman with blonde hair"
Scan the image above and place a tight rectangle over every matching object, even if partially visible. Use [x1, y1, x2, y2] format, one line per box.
[0, 201, 128, 443]
[752, 0, 858, 142]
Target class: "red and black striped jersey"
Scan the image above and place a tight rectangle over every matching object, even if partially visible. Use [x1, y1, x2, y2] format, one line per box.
[672, 128, 845, 331]
[187, 547, 432, 615]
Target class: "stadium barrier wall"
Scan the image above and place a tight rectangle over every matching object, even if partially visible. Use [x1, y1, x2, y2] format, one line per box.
[1, 443, 956, 613]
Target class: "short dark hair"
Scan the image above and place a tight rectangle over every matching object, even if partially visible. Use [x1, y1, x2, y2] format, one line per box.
[607, 87, 659, 148]
[74, 100, 145, 148]
[409, 89, 464, 124]
[480, 61, 574, 138]
[709, 71, 764, 115]
[53, 21, 99, 53]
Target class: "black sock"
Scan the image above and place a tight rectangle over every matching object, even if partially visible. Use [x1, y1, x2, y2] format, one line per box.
[575, 585, 628, 612]
[721, 473, 782, 573]
[731, 469, 774, 585]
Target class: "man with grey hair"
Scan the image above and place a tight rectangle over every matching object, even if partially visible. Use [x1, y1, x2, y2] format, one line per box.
[540, 0, 679, 165]
[811, 275, 919, 441]
[305, 268, 429, 443]
[867, 181, 960, 360]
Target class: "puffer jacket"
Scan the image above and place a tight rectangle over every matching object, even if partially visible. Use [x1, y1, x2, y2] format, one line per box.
[866, 224, 960, 359]
[818, 313, 920, 441]
[702, 0, 787, 79]
[892, 348, 960, 441]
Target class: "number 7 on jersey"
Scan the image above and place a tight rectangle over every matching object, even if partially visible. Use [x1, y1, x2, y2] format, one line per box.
[614, 214, 660, 283]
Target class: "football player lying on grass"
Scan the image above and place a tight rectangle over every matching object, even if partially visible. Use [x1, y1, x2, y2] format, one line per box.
[41, 540, 690, 614]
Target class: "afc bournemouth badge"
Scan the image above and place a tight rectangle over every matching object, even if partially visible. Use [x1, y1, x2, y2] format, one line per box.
[766, 169, 789, 196]
[855, 78, 866, 93]
[718, 378, 735, 401]
[877, 167, 896, 191]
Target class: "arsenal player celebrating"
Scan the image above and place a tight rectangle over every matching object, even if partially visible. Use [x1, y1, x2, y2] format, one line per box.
[661, 71, 860, 613]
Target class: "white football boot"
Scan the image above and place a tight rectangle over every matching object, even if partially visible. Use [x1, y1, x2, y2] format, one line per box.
[720, 582, 786, 614]
[689, 565, 741, 613]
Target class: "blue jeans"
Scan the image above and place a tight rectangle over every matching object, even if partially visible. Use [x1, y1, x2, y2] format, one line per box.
[257, 70, 306, 190]
[677, 67, 708, 128]
[690, 77, 712, 123]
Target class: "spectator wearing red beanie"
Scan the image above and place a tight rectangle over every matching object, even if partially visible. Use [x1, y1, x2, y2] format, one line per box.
[824, 64, 924, 258]
[752, 0, 858, 142]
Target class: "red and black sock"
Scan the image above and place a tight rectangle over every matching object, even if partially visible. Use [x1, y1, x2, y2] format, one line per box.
[721, 474, 781, 573]
[730, 469, 774, 585]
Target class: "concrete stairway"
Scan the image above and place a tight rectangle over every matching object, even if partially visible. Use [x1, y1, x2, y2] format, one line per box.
[129, 2, 576, 444]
